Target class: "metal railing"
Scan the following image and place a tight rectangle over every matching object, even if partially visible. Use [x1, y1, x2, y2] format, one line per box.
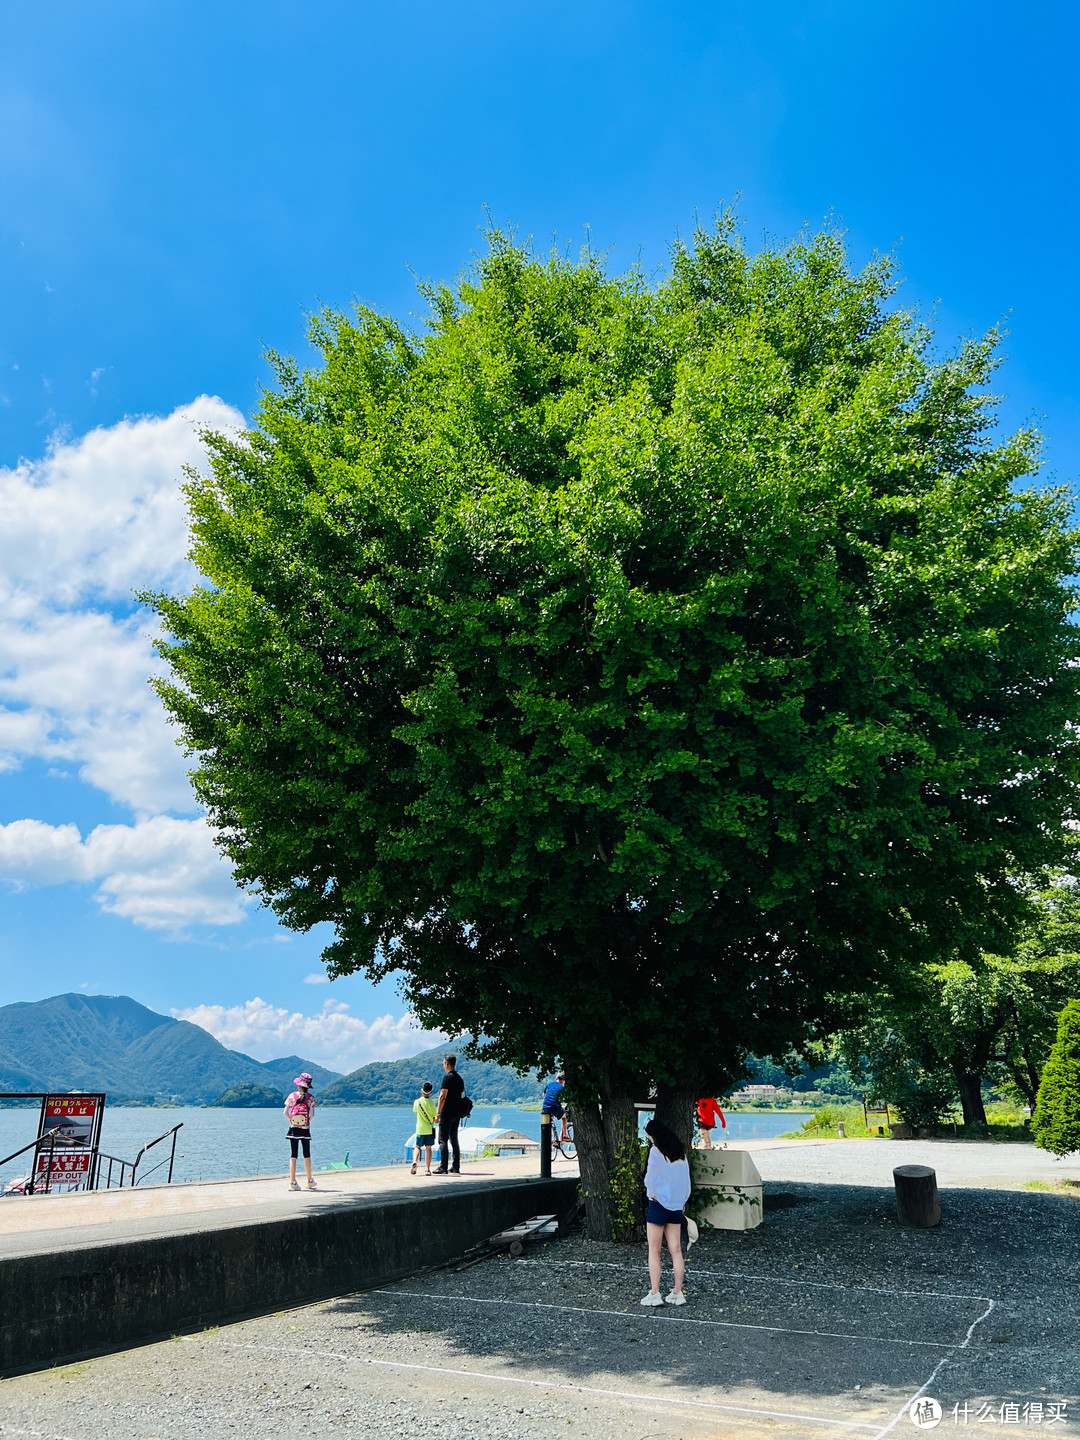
[128, 1123, 183, 1186]
[0, 1123, 183, 1195]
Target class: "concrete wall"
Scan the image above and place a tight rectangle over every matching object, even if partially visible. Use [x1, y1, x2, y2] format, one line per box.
[1, 1176, 578, 1377]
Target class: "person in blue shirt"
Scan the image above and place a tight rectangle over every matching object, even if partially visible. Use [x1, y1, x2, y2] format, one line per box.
[542, 1072, 569, 1141]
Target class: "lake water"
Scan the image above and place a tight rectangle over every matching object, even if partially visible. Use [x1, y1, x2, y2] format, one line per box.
[0, 1105, 811, 1187]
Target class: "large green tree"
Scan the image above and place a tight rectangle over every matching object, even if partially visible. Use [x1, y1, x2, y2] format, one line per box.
[150, 220, 1080, 1237]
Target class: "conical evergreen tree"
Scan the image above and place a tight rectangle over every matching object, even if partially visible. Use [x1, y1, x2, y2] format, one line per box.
[1032, 999, 1080, 1157]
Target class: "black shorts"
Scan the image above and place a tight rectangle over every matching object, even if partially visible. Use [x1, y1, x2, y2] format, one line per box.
[287, 1127, 311, 1158]
[415, 1132, 435, 1147]
[647, 1199, 684, 1226]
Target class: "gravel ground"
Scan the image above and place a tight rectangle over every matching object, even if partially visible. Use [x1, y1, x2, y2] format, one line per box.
[1, 1168, 1076, 1440]
[751, 1137, 1080, 1190]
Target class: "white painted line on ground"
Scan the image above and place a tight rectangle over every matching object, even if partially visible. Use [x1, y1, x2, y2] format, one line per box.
[869, 1298, 997, 1440]
[375, 1286, 961, 1350]
[518, 1258, 993, 1305]
[956, 1301, 997, 1351]
[209, 1339, 881, 1432]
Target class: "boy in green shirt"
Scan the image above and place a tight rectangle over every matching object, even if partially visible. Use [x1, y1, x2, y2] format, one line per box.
[411, 1082, 438, 1175]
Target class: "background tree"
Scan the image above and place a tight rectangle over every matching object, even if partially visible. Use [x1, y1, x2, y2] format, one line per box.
[149, 218, 1080, 1237]
[836, 1013, 959, 1129]
[997, 878, 1080, 1109]
[1032, 999, 1080, 1157]
[836, 881, 1080, 1125]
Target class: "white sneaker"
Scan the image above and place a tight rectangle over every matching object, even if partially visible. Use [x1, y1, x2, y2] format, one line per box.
[639, 1292, 663, 1307]
[306, 1181, 317, 1190]
[665, 1291, 686, 1306]
[289, 1181, 300, 1191]
[685, 1217, 699, 1247]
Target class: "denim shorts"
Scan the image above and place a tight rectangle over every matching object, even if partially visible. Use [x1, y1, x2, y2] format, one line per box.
[647, 1199, 684, 1226]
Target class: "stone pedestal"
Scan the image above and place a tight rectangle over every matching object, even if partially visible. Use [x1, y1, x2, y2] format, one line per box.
[689, 1147, 763, 1231]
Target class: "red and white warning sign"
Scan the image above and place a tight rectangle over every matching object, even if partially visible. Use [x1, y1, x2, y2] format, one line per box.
[35, 1150, 92, 1180]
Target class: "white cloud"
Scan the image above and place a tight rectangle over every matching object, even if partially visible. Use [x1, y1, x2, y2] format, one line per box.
[0, 396, 244, 814]
[173, 998, 443, 1073]
[0, 815, 249, 929]
[0, 399, 265, 934]
[303, 972, 331, 985]
[0, 396, 236, 604]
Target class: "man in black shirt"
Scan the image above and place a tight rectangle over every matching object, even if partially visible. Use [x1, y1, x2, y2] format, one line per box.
[435, 1054, 466, 1174]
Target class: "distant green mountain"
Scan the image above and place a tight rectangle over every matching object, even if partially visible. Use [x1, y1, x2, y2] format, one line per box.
[259, 1055, 341, 1093]
[0, 1042, 42, 1092]
[0, 994, 332, 1106]
[321, 1042, 548, 1106]
[209, 1082, 285, 1108]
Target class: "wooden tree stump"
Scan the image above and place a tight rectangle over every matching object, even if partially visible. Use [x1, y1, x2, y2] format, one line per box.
[893, 1164, 940, 1228]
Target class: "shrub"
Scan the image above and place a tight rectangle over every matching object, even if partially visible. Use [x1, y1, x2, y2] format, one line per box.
[790, 1102, 870, 1138]
[985, 1100, 1026, 1126]
[1032, 999, 1080, 1157]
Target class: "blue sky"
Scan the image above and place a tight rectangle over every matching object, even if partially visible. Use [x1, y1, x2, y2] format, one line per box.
[1, 2, 1077, 1069]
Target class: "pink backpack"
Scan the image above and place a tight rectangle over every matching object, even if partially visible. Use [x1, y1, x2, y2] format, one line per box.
[286, 1091, 312, 1126]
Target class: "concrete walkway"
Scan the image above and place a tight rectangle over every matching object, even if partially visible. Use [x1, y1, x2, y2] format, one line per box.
[0, 1152, 580, 1260]
[4, 1135, 1072, 1262]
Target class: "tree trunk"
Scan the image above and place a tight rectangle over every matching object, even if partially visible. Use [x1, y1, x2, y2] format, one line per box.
[573, 1102, 613, 1241]
[602, 1091, 645, 1242]
[956, 1071, 987, 1126]
[569, 1072, 645, 1242]
[654, 1083, 697, 1157]
[1020, 1047, 1042, 1113]
[1005, 1054, 1039, 1112]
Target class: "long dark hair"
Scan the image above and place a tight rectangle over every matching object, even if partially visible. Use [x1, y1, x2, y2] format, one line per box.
[644, 1118, 686, 1163]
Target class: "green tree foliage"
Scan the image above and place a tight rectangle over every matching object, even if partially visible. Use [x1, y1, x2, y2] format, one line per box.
[837, 882, 1080, 1126]
[1032, 999, 1080, 1157]
[148, 218, 1080, 1236]
[998, 878, 1080, 1108]
[839, 963, 1012, 1128]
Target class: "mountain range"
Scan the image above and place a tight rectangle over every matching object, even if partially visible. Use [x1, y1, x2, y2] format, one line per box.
[0, 994, 548, 1106]
[0, 993, 340, 1105]
[320, 1042, 545, 1106]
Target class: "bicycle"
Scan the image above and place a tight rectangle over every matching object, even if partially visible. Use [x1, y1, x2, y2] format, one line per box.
[549, 1114, 575, 1160]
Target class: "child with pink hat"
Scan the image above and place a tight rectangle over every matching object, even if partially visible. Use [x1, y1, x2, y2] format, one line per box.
[284, 1072, 317, 1191]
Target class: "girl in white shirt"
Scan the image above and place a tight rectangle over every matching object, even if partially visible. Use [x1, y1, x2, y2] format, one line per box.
[641, 1118, 690, 1306]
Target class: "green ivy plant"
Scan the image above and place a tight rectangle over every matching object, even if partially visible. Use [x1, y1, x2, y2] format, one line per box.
[688, 1152, 762, 1228]
[609, 1138, 648, 1242]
